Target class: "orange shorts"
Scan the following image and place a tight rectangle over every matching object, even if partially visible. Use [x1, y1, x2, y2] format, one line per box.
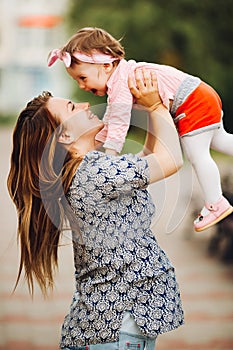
[174, 82, 222, 136]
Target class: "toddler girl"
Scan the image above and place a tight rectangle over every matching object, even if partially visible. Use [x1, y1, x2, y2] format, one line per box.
[48, 27, 233, 232]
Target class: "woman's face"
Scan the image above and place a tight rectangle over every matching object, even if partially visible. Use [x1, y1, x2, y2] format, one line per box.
[47, 97, 104, 145]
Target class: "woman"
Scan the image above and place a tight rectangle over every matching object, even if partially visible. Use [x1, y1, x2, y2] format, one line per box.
[8, 70, 184, 350]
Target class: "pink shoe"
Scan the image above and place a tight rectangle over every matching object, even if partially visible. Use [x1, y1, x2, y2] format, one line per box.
[194, 196, 233, 232]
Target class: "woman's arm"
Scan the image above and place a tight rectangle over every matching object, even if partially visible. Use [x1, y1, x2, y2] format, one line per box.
[129, 69, 183, 184]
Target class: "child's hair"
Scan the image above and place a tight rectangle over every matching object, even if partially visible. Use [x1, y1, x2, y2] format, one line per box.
[61, 27, 125, 66]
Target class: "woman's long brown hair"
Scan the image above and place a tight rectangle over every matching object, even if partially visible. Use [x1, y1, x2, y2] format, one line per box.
[7, 92, 81, 296]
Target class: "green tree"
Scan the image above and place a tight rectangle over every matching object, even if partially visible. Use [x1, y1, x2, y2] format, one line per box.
[65, 0, 233, 132]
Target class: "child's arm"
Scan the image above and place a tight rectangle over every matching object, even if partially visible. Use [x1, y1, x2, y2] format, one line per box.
[95, 76, 134, 155]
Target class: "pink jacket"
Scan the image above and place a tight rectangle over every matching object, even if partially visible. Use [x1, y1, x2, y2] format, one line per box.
[95, 58, 188, 153]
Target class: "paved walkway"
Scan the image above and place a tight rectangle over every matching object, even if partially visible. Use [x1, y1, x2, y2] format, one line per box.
[0, 127, 233, 350]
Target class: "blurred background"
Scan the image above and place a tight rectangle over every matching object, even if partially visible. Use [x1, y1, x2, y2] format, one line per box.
[0, 0, 233, 349]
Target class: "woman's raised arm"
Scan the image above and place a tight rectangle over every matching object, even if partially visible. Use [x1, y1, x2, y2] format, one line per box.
[129, 69, 183, 183]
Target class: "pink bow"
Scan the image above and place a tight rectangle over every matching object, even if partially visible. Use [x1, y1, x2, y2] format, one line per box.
[47, 49, 71, 67]
[48, 48, 118, 67]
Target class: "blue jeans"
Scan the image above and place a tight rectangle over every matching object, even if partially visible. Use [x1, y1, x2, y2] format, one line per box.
[62, 331, 156, 349]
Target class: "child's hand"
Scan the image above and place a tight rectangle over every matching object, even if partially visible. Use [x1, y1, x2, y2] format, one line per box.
[128, 68, 162, 111]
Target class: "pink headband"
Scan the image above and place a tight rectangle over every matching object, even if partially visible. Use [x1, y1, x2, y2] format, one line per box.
[47, 48, 117, 67]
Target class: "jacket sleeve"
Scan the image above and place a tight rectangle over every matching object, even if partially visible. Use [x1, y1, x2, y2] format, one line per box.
[96, 76, 134, 153]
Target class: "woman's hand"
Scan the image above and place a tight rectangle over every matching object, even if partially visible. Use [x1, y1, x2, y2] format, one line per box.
[128, 68, 162, 111]
[129, 69, 183, 183]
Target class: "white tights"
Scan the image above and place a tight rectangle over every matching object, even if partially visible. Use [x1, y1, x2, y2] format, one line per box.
[181, 121, 233, 206]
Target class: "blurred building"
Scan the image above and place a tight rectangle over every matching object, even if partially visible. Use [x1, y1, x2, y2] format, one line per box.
[0, 0, 71, 115]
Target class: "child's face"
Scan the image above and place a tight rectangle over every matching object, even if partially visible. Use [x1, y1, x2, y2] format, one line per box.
[67, 62, 113, 97]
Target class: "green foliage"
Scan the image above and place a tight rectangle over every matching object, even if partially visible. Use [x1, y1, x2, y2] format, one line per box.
[65, 0, 233, 132]
[0, 113, 16, 126]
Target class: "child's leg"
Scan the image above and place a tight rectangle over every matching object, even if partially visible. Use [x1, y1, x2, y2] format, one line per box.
[181, 130, 222, 204]
[210, 121, 233, 156]
[181, 130, 233, 231]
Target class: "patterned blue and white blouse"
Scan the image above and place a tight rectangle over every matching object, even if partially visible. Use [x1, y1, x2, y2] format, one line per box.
[60, 151, 184, 348]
